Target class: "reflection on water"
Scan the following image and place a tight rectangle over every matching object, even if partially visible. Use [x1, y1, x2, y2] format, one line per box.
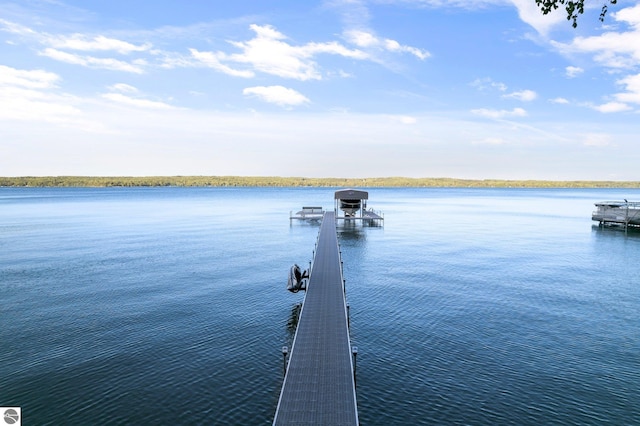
[286, 302, 302, 337]
[592, 224, 640, 239]
[337, 226, 367, 242]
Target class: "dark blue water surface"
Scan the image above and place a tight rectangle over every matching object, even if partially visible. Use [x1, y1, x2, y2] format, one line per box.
[1, 187, 639, 425]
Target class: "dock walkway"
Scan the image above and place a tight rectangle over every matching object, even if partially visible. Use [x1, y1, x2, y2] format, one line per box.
[273, 211, 359, 425]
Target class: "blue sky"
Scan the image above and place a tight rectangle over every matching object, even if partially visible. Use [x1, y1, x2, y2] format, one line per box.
[1, 0, 639, 180]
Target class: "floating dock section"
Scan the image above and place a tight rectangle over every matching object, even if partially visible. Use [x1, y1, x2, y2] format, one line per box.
[273, 211, 359, 425]
[592, 201, 640, 228]
[289, 206, 325, 221]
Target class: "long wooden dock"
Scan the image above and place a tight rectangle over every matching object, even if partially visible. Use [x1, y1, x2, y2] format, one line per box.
[273, 211, 359, 425]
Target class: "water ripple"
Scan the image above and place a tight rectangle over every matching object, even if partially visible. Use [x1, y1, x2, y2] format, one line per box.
[2, 187, 640, 425]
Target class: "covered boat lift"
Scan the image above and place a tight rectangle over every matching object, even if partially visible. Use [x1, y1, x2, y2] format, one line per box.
[290, 189, 383, 226]
[592, 200, 640, 229]
[334, 189, 383, 225]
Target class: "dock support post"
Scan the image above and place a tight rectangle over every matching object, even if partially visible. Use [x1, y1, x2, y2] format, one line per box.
[347, 303, 350, 329]
[352, 346, 358, 383]
[625, 204, 630, 233]
[282, 346, 288, 376]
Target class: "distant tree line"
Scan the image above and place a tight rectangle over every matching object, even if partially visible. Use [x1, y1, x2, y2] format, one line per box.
[1, 176, 639, 188]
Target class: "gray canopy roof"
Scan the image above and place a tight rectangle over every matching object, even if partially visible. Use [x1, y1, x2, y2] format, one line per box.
[334, 189, 368, 200]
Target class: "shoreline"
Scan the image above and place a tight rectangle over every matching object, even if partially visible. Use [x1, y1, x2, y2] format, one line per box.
[1, 176, 640, 188]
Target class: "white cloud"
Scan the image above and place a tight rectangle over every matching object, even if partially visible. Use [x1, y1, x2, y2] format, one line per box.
[385, 39, 430, 60]
[388, 115, 417, 124]
[0, 18, 36, 36]
[190, 24, 368, 81]
[156, 50, 195, 69]
[41, 48, 146, 73]
[101, 93, 173, 109]
[582, 133, 614, 147]
[344, 29, 430, 60]
[0, 85, 81, 122]
[612, 5, 640, 28]
[509, 0, 566, 35]
[613, 73, 640, 104]
[108, 83, 139, 94]
[243, 85, 310, 107]
[549, 97, 569, 104]
[102, 83, 173, 111]
[471, 107, 527, 118]
[551, 5, 640, 114]
[553, 5, 640, 70]
[40, 48, 86, 65]
[397, 0, 507, 6]
[0, 64, 59, 89]
[48, 34, 151, 54]
[236, 24, 364, 80]
[592, 101, 632, 113]
[565, 66, 584, 78]
[347, 30, 377, 47]
[2, 19, 149, 74]
[0, 65, 104, 130]
[227, 24, 367, 79]
[1, 20, 150, 56]
[472, 137, 508, 145]
[189, 48, 254, 78]
[503, 89, 537, 101]
[470, 78, 507, 92]
[328, 0, 372, 29]
[557, 32, 640, 69]
[305, 40, 370, 59]
[0, 19, 150, 55]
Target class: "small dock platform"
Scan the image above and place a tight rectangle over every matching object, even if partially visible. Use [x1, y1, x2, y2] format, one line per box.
[290, 206, 325, 221]
[273, 211, 358, 425]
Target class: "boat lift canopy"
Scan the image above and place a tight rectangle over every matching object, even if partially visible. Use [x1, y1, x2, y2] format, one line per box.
[334, 189, 368, 201]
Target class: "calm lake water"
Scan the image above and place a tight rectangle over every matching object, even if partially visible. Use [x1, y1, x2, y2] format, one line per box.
[1, 187, 639, 425]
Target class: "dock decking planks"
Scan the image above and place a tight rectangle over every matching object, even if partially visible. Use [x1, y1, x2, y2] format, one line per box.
[273, 212, 358, 426]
